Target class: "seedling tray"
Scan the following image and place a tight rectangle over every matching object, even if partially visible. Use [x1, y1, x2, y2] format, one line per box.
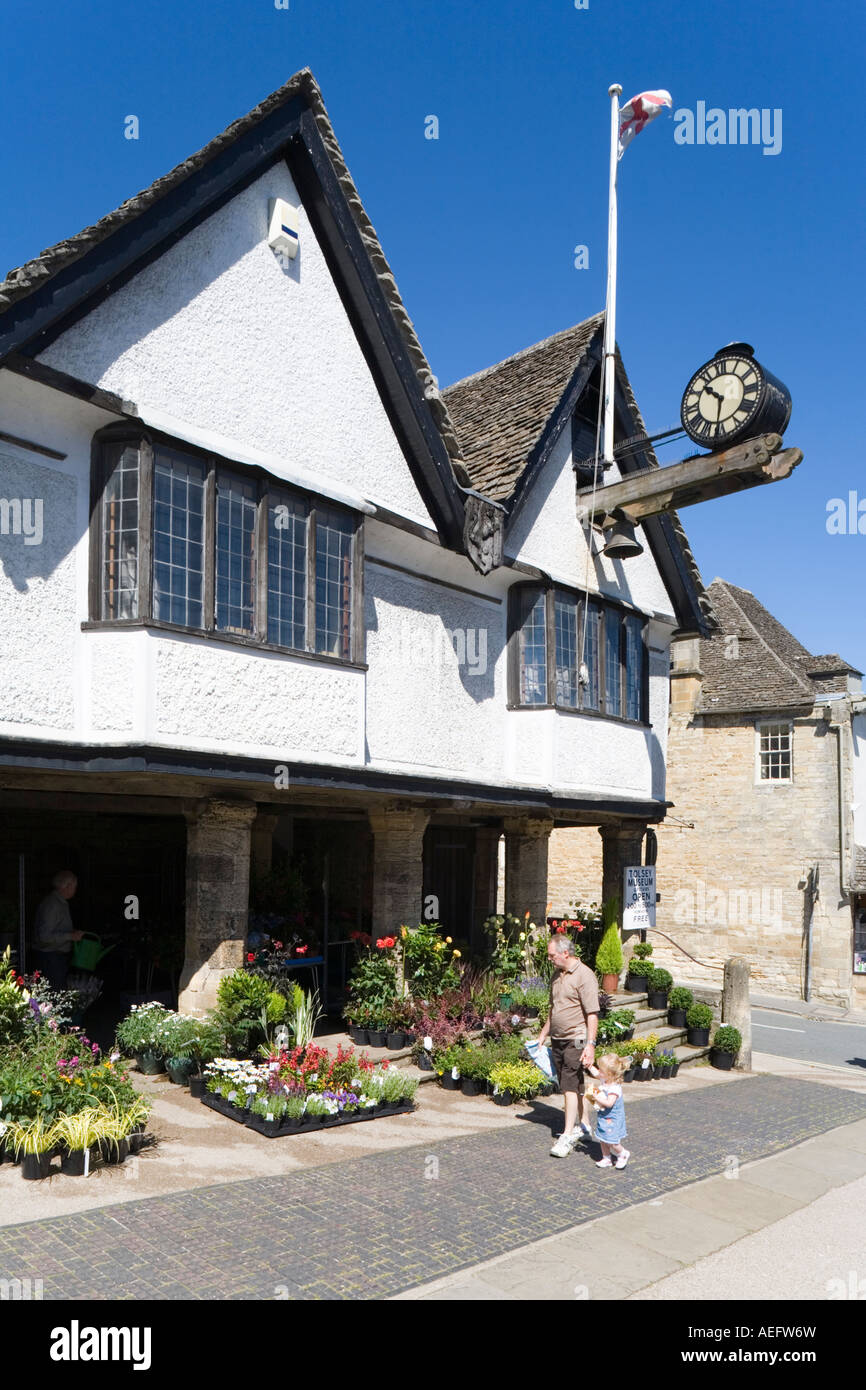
[201, 1092, 415, 1137]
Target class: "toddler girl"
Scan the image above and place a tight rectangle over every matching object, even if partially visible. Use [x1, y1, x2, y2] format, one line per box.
[583, 1052, 630, 1169]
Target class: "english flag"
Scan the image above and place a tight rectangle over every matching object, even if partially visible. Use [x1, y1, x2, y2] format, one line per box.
[618, 89, 672, 157]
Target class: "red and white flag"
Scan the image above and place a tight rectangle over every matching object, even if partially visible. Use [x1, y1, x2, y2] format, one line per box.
[618, 89, 672, 157]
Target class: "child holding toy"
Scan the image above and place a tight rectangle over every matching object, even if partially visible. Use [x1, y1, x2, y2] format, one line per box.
[583, 1052, 630, 1169]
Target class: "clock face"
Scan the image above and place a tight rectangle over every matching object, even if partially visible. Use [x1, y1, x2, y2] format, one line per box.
[681, 354, 763, 446]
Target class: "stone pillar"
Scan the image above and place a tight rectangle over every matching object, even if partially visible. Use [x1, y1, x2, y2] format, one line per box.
[722, 954, 752, 1070]
[504, 816, 554, 924]
[368, 804, 430, 936]
[178, 799, 258, 1016]
[669, 635, 703, 715]
[251, 811, 279, 878]
[599, 821, 648, 948]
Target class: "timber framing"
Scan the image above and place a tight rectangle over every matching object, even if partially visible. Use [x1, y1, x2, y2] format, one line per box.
[578, 433, 803, 526]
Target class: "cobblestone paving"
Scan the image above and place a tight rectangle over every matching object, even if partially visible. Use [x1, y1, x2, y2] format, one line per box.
[1, 1076, 865, 1300]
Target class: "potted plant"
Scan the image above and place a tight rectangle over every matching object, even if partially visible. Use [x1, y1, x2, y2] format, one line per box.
[710, 1024, 742, 1070]
[384, 998, 411, 1051]
[344, 1000, 371, 1047]
[489, 1059, 544, 1105]
[667, 986, 693, 1029]
[437, 1044, 462, 1090]
[686, 1002, 714, 1047]
[595, 899, 623, 994]
[10, 1116, 57, 1180]
[54, 1107, 105, 1176]
[115, 1001, 173, 1073]
[625, 957, 653, 993]
[646, 967, 673, 1011]
[457, 1047, 484, 1097]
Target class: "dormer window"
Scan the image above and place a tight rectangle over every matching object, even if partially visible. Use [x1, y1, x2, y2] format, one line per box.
[508, 583, 648, 723]
[90, 424, 362, 664]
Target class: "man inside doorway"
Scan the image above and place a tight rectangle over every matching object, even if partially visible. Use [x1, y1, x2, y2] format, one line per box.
[536, 932, 599, 1157]
[33, 870, 83, 988]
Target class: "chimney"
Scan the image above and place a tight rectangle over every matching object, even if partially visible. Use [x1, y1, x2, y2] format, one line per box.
[669, 635, 703, 714]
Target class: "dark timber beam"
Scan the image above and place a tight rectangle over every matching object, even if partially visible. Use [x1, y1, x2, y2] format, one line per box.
[577, 433, 803, 526]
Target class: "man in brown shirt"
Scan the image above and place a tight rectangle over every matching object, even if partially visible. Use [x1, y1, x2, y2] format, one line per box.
[536, 933, 599, 1156]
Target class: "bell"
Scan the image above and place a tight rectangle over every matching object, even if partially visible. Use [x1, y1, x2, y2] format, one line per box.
[601, 509, 644, 559]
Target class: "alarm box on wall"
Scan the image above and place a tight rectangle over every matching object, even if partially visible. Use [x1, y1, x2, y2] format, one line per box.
[268, 198, 299, 258]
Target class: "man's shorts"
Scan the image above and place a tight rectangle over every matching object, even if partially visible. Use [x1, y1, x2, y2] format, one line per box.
[551, 1038, 588, 1094]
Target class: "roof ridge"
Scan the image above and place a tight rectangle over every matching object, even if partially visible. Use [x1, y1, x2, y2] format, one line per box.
[712, 579, 815, 695]
[443, 313, 604, 394]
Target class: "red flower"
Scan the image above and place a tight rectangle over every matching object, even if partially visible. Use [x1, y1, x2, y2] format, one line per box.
[247, 952, 255, 963]
[295, 945, 308, 956]
[375, 938, 385, 949]
[555, 925, 567, 934]
[273, 941, 283, 951]
[384, 936, 396, 949]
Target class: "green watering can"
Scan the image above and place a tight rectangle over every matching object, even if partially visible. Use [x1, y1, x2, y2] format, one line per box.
[71, 933, 116, 972]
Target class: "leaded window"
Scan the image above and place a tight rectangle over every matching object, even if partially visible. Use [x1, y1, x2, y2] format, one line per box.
[90, 427, 361, 664]
[510, 583, 647, 723]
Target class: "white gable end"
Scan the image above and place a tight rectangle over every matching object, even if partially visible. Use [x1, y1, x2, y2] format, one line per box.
[37, 162, 435, 527]
[506, 426, 676, 619]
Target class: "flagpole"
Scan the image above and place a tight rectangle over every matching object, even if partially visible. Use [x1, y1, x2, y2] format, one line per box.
[603, 83, 622, 465]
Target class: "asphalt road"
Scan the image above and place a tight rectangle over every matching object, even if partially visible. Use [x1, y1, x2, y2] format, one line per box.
[751, 1008, 866, 1070]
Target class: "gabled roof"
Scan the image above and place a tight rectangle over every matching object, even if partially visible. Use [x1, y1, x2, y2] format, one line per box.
[443, 316, 603, 502]
[0, 68, 470, 545]
[694, 579, 861, 713]
[445, 314, 714, 634]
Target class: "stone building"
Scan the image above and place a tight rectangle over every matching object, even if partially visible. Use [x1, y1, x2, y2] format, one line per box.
[0, 69, 712, 1015]
[549, 577, 866, 1009]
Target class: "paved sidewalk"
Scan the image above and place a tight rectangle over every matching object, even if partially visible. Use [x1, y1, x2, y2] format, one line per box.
[397, 1117, 866, 1301]
[0, 1075, 864, 1300]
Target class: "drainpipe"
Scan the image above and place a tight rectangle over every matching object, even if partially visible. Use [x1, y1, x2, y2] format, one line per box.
[804, 864, 818, 1002]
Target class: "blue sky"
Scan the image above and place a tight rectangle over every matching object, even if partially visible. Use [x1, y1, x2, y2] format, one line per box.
[2, 0, 863, 670]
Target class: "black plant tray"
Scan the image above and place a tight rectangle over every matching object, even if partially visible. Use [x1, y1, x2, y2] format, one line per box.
[201, 1092, 414, 1137]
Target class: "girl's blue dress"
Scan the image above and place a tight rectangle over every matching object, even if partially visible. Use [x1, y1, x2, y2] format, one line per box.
[593, 1083, 627, 1144]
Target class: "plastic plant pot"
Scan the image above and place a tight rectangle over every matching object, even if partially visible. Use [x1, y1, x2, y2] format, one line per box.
[367, 1030, 387, 1048]
[386, 1031, 406, 1050]
[687, 1027, 710, 1047]
[21, 1152, 53, 1180]
[440, 1071, 460, 1091]
[135, 1053, 166, 1075]
[668, 1008, 687, 1028]
[188, 1074, 208, 1099]
[349, 1027, 369, 1046]
[710, 1049, 735, 1070]
[60, 1148, 90, 1176]
[166, 1057, 197, 1086]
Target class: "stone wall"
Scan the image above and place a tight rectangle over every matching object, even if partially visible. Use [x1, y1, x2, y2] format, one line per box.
[653, 709, 854, 1006]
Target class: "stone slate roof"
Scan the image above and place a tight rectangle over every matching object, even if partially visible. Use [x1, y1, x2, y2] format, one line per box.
[695, 579, 861, 713]
[443, 316, 715, 630]
[442, 316, 603, 501]
[0, 67, 470, 482]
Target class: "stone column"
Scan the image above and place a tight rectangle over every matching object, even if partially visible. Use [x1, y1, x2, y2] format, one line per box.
[368, 804, 430, 936]
[504, 816, 554, 924]
[599, 821, 648, 945]
[251, 811, 279, 878]
[178, 799, 258, 1016]
[722, 954, 752, 1070]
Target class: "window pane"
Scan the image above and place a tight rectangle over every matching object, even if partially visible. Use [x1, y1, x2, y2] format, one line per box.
[759, 723, 792, 780]
[625, 616, 643, 721]
[518, 589, 547, 704]
[579, 602, 600, 710]
[215, 472, 257, 633]
[554, 591, 578, 707]
[267, 493, 308, 649]
[152, 448, 205, 627]
[604, 609, 622, 716]
[314, 507, 354, 657]
[101, 443, 140, 619]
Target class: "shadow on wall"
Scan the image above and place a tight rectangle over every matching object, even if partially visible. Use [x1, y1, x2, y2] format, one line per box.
[366, 586, 498, 705]
[0, 450, 76, 592]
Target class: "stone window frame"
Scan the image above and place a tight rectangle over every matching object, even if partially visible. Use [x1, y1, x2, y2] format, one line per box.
[85, 421, 365, 668]
[754, 719, 794, 784]
[507, 581, 649, 725]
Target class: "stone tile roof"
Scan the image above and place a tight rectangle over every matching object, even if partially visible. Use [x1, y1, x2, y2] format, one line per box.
[0, 68, 470, 482]
[442, 316, 603, 501]
[443, 317, 714, 630]
[695, 578, 860, 713]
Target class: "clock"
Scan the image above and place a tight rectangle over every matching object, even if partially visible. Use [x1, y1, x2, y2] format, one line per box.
[680, 343, 792, 450]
